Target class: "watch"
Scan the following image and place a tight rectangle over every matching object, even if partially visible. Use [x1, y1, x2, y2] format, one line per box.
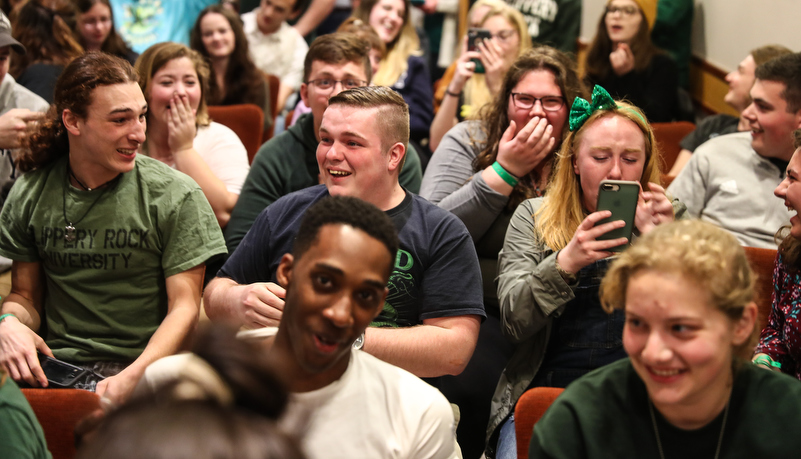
[352, 333, 365, 350]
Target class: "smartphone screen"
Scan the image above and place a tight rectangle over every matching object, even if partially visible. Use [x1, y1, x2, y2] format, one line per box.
[595, 180, 639, 252]
[467, 28, 491, 74]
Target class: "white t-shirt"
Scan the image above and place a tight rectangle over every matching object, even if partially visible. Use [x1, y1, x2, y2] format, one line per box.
[193, 122, 250, 195]
[241, 12, 307, 92]
[281, 350, 460, 459]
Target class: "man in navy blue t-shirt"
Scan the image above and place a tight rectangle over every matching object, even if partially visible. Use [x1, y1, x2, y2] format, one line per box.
[204, 86, 485, 378]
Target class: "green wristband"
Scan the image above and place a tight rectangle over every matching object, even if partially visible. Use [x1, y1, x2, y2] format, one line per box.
[492, 161, 519, 187]
[753, 355, 781, 369]
[0, 313, 16, 324]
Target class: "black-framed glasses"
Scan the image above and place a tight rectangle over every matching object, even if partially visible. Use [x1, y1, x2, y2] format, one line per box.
[307, 78, 368, 91]
[510, 93, 565, 111]
[605, 5, 638, 16]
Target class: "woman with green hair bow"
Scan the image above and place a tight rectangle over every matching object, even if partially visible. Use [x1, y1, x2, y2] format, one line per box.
[485, 85, 685, 459]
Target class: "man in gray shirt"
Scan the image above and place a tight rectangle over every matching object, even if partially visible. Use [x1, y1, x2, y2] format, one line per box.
[668, 53, 801, 248]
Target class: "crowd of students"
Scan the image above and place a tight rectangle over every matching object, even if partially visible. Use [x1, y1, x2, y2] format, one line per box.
[0, 0, 799, 458]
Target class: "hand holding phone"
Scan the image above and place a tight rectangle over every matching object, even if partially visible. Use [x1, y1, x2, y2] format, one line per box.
[467, 28, 491, 74]
[0, 316, 51, 387]
[594, 180, 639, 252]
[557, 209, 631, 276]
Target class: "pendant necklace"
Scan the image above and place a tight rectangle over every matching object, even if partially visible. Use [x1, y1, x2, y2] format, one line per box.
[62, 165, 120, 242]
[649, 398, 730, 459]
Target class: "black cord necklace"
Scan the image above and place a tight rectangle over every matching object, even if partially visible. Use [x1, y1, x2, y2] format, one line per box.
[62, 165, 121, 242]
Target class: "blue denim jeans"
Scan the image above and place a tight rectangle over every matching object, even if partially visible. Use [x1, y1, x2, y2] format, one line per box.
[496, 414, 517, 459]
[533, 258, 626, 388]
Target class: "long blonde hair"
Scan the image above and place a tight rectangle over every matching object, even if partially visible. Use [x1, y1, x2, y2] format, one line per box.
[535, 102, 662, 251]
[463, 4, 532, 119]
[352, 0, 420, 87]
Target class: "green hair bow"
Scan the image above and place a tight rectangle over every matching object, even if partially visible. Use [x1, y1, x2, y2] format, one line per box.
[568, 85, 617, 132]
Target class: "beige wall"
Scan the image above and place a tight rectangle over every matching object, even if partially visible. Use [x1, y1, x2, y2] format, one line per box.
[579, 0, 801, 114]
[580, 0, 801, 71]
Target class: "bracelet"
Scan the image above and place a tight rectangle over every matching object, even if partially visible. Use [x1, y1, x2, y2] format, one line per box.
[445, 89, 461, 98]
[753, 355, 782, 369]
[491, 161, 519, 187]
[0, 313, 16, 324]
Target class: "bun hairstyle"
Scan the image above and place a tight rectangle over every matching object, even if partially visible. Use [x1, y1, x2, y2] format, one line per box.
[76, 324, 305, 459]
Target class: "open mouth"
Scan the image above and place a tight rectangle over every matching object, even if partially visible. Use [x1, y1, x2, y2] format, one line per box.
[117, 148, 137, 156]
[313, 333, 342, 353]
[328, 169, 352, 177]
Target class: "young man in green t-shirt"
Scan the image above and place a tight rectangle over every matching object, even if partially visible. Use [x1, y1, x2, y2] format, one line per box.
[0, 52, 226, 404]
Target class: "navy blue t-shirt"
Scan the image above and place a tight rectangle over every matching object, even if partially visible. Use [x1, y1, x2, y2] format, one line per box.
[218, 185, 486, 327]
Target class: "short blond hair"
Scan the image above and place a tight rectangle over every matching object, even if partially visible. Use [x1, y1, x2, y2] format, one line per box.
[600, 220, 757, 360]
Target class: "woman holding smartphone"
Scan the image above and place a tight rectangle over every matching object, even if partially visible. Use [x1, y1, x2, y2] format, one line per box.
[421, 45, 581, 458]
[486, 86, 682, 458]
[530, 220, 801, 457]
[429, 2, 531, 151]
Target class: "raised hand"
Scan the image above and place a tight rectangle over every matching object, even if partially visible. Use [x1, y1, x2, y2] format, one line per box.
[496, 117, 555, 178]
[635, 182, 674, 234]
[166, 92, 197, 154]
[609, 43, 635, 76]
[557, 210, 628, 275]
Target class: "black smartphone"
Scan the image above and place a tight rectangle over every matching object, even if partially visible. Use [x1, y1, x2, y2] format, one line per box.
[38, 354, 91, 388]
[595, 180, 639, 252]
[467, 28, 491, 74]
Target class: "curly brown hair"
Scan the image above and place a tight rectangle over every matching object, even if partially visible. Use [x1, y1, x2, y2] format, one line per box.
[17, 52, 138, 172]
[472, 46, 585, 210]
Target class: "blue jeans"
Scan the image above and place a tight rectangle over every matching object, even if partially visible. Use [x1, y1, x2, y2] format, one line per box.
[496, 414, 517, 459]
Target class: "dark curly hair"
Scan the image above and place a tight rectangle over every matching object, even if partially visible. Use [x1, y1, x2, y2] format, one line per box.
[17, 52, 138, 172]
[472, 46, 585, 210]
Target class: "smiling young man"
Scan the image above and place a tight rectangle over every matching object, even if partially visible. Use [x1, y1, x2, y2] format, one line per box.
[224, 33, 421, 253]
[668, 52, 801, 248]
[271, 196, 458, 458]
[206, 86, 484, 380]
[669, 44, 793, 176]
[0, 53, 226, 404]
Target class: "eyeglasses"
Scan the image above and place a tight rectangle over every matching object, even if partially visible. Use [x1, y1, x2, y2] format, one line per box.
[605, 5, 639, 16]
[307, 78, 368, 91]
[510, 93, 565, 111]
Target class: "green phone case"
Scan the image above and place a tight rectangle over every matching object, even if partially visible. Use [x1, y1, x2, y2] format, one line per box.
[595, 180, 639, 252]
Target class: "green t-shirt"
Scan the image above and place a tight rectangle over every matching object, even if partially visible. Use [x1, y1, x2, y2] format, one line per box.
[0, 155, 227, 363]
[530, 358, 801, 458]
[0, 377, 51, 459]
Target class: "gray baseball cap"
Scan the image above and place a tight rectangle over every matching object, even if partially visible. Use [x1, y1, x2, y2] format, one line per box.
[0, 11, 25, 55]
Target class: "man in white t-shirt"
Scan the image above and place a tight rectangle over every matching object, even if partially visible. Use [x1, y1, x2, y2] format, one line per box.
[266, 195, 460, 458]
[242, 0, 309, 112]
